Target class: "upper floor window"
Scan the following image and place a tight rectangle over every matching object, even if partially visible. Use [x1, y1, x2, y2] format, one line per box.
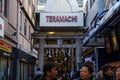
[0, 0, 8, 17]
[24, 19, 27, 36]
[32, 4, 35, 18]
[29, 25, 31, 40]
[84, 1, 88, 16]
[20, 12, 22, 31]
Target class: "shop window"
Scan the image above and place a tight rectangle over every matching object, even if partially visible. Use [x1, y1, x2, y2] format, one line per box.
[0, 57, 12, 80]
[105, 37, 112, 54]
[111, 30, 119, 52]
[0, 57, 7, 80]
[19, 62, 24, 80]
[105, 30, 119, 53]
[116, 28, 120, 50]
[19, 61, 29, 80]
[28, 64, 34, 79]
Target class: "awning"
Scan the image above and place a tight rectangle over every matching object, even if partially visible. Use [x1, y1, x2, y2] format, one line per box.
[82, 2, 120, 47]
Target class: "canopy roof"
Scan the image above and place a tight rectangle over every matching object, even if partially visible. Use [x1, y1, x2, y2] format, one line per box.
[44, 0, 80, 12]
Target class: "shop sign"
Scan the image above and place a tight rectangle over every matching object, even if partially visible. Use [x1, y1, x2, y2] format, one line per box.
[0, 41, 12, 53]
[0, 17, 4, 37]
[40, 12, 84, 27]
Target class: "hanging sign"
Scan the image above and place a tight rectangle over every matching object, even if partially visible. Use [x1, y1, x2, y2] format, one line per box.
[0, 41, 12, 53]
[40, 12, 84, 27]
[0, 17, 4, 37]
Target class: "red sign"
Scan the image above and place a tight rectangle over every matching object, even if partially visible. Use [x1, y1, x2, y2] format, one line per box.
[0, 24, 2, 30]
[0, 41, 12, 53]
[46, 16, 77, 22]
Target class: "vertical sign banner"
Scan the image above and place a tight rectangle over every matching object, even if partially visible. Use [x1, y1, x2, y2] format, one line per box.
[0, 17, 4, 37]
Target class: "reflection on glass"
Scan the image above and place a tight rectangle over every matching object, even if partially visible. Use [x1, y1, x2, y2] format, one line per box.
[105, 37, 112, 54]
[111, 30, 119, 52]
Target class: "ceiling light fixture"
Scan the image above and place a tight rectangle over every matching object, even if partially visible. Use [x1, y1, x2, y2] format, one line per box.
[48, 32, 55, 34]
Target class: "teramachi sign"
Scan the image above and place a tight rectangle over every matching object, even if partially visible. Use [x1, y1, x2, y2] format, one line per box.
[40, 13, 83, 27]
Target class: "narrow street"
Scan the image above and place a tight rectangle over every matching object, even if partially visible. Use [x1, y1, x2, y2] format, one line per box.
[0, 0, 120, 80]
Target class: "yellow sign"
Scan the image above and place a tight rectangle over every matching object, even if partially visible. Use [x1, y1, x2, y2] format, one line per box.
[0, 41, 12, 53]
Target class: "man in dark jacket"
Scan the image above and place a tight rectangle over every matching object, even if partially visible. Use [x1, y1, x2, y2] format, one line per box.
[40, 62, 58, 80]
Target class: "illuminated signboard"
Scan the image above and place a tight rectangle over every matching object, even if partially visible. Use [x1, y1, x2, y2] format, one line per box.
[0, 41, 12, 53]
[0, 17, 4, 37]
[40, 12, 84, 27]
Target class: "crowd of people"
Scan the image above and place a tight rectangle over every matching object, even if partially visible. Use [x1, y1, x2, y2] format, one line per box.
[34, 61, 120, 80]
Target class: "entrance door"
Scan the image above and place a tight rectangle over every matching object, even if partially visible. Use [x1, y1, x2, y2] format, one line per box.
[0, 56, 12, 80]
[19, 61, 29, 80]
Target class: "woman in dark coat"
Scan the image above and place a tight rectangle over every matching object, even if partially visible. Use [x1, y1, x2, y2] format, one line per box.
[114, 65, 120, 80]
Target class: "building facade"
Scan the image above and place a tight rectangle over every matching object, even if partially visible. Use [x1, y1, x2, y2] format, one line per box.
[83, 0, 120, 70]
[33, 0, 85, 72]
[0, 0, 37, 80]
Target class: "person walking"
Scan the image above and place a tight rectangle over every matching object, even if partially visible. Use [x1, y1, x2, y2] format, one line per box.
[114, 65, 120, 80]
[40, 62, 58, 80]
[97, 64, 113, 80]
[79, 64, 96, 80]
[34, 68, 43, 80]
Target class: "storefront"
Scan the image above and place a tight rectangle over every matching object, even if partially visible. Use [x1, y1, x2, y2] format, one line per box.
[12, 47, 36, 80]
[0, 40, 13, 80]
[82, 1, 120, 68]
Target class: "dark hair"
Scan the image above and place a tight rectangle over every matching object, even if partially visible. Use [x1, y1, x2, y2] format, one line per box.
[101, 64, 112, 72]
[82, 64, 94, 73]
[37, 68, 40, 71]
[43, 62, 56, 76]
[114, 65, 120, 79]
[83, 61, 94, 66]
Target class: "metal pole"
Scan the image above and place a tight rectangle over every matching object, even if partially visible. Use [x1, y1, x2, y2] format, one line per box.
[95, 47, 98, 73]
[38, 39, 44, 72]
[75, 38, 82, 71]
